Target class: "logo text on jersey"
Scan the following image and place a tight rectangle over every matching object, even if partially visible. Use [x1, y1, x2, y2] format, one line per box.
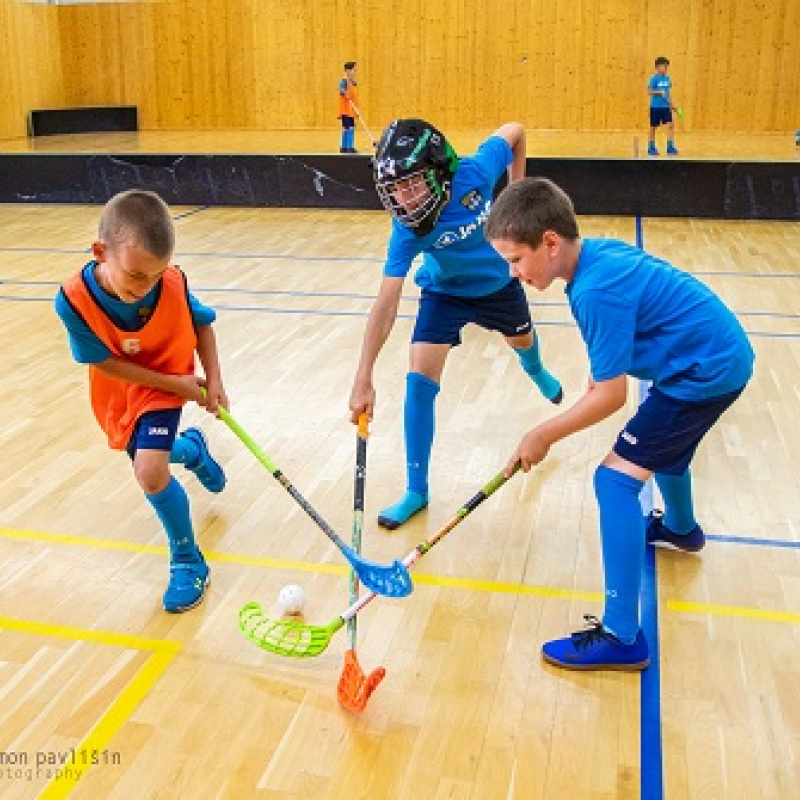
[432, 199, 492, 249]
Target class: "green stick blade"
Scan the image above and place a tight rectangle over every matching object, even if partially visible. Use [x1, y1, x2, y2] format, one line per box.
[239, 602, 343, 659]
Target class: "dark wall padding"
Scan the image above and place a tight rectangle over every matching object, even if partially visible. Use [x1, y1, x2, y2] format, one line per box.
[28, 106, 139, 137]
[1, 153, 798, 219]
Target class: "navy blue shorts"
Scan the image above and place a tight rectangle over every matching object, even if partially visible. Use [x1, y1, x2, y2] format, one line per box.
[613, 385, 745, 475]
[126, 407, 183, 459]
[340, 115, 355, 130]
[411, 279, 532, 346]
[650, 107, 672, 127]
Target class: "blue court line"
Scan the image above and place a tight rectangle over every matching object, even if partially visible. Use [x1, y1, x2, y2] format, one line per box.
[2, 293, 799, 338]
[706, 533, 800, 549]
[641, 545, 664, 800]
[636, 216, 664, 800]
[1, 244, 799, 277]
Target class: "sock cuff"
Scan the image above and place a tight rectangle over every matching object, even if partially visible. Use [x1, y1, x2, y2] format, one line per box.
[146, 475, 180, 505]
[406, 371, 440, 397]
[594, 464, 644, 493]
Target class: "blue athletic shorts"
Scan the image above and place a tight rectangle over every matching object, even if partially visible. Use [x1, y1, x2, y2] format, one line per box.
[650, 107, 672, 127]
[126, 407, 183, 459]
[411, 279, 532, 346]
[613, 385, 745, 475]
[340, 115, 355, 130]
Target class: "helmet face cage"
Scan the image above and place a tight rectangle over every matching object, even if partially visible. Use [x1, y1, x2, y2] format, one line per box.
[373, 119, 458, 236]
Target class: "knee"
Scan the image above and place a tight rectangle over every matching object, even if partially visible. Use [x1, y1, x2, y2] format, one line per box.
[134, 460, 171, 495]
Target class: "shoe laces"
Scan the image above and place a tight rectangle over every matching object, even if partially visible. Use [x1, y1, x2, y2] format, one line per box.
[570, 615, 617, 651]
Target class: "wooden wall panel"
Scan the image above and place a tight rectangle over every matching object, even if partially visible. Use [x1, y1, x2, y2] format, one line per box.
[1, 0, 798, 138]
[0, 0, 63, 139]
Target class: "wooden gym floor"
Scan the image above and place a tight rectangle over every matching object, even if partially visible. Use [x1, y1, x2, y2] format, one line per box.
[1, 127, 799, 160]
[0, 131, 799, 799]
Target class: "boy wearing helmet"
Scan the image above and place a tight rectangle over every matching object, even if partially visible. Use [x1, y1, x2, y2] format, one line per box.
[349, 119, 562, 529]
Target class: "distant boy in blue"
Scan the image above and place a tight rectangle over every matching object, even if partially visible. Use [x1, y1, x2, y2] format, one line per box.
[486, 177, 754, 671]
[647, 56, 679, 156]
[55, 189, 228, 614]
[349, 119, 562, 528]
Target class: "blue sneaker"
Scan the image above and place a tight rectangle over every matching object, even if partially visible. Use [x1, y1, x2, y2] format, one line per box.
[666, 144, 679, 155]
[646, 510, 704, 552]
[180, 427, 226, 493]
[647, 143, 659, 156]
[163, 550, 209, 613]
[542, 615, 650, 671]
[378, 490, 428, 530]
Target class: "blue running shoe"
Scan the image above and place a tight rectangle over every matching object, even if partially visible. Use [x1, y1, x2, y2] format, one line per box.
[666, 144, 679, 155]
[180, 427, 226, 493]
[163, 550, 209, 613]
[646, 510, 704, 552]
[647, 143, 659, 156]
[542, 615, 650, 671]
[378, 490, 428, 530]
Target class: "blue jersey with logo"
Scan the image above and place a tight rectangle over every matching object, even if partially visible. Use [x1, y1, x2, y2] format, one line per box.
[565, 239, 754, 401]
[648, 74, 672, 108]
[55, 261, 215, 364]
[383, 135, 514, 297]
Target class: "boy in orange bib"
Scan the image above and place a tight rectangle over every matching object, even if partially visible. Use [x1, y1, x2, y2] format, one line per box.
[56, 189, 228, 613]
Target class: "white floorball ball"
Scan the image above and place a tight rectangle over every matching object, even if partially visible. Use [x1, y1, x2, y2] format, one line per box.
[278, 584, 306, 615]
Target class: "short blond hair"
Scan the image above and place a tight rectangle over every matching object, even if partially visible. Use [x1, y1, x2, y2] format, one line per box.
[99, 190, 175, 259]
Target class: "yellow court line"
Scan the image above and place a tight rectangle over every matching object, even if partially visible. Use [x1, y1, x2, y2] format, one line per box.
[0, 615, 180, 800]
[668, 600, 800, 625]
[7, 525, 800, 622]
[0, 524, 600, 601]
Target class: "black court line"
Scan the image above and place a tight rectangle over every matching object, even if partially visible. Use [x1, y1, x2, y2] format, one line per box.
[172, 206, 210, 220]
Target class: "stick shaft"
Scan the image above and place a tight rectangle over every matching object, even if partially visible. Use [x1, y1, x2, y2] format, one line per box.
[348, 415, 368, 647]
[218, 406, 351, 552]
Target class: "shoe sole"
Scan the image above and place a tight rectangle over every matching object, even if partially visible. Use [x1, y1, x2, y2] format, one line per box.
[647, 539, 704, 553]
[377, 502, 428, 531]
[542, 653, 650, 671]
[163, 574, 210, 614]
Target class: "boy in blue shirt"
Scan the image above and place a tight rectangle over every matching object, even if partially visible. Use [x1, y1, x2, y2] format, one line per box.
[647, 56, 679, 156]
[55, 189, 228, 614]
[348, 119, 562, 529]
[486, 177, 754, 671]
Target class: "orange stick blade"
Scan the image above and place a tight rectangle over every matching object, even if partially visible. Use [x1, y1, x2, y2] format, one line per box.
[337, 649, 386, 712]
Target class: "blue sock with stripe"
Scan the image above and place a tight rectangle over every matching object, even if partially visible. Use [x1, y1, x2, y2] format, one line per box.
[146, 476, 197, 562]
[655, 470, 696, 534]
[594, 465, 646, 644]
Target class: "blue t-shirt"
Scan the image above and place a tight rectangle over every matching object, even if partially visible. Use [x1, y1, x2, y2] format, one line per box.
[383, 135, 514, 297]
[54, 261, 215, 364]
[565, 239, 754, 401]
[648, 74, 672, 108]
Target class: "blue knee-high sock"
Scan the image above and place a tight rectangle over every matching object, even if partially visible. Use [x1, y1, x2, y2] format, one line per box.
[405, 372, 439, 495]
[655, 470, 696, 534]
[146, 477, 197, 562]
[378, 373, 438, 525]
[170, 436, 200, 467]
[345, 128, 355, 150]
[515, 337, 561, 402]
[340, 128, 348, 150]
[594, 465, 646, 644]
